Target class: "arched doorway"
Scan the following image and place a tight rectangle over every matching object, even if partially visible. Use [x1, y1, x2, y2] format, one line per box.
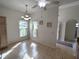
[65, 20, 78, 42]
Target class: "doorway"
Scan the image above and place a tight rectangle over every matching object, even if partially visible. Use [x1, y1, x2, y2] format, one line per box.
[65, 20, 78, 42]
[0, 16, 7, 49]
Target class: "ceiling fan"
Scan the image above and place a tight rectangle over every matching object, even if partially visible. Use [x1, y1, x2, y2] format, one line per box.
[32, 0, 60, 10]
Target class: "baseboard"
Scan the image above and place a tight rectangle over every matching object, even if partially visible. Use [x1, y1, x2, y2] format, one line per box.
[7, 37, 30, 46]
[0, 46, 7, 51]
[32, 40, 56, 49]
[8, 39, 28, 46]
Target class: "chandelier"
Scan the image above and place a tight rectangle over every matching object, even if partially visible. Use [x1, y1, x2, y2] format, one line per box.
[21, 5, 31, 20]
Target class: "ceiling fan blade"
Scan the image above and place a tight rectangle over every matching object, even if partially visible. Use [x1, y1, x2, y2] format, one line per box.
[51, 1, 60, 5]
[32, 4, 38, 8]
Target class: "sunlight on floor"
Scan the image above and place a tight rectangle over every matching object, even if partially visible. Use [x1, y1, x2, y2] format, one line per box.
[2, 42, 21, 59]
[31, 43, 38, 57]
[73, 42, 77, 56]
[0, 54, 2, 59]
[31, 43, 37, 47]
[23, 53, 33, 59]
[22, 42, 38, 59]
[21, 42, 27, 51]
[19, 42, 28, 56]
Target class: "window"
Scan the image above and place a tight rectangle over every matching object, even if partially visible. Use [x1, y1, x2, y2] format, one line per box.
[19, 20, 28, 37]
[32, 21, 38, 37]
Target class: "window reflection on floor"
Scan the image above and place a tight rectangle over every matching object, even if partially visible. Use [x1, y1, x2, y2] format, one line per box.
[31, 43, 37, 47]
[23, 53, 33, 59]
[23, 42, 38, 59]
[2, 42, 21, 59]
[31, 43, 38, 57]
[1, 41, 75, 59]
[2, 42, 38, 59]
[19, 42, 27, 56]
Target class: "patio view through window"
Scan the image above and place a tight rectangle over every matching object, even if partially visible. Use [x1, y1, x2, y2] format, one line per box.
[19, 20, 28, 37]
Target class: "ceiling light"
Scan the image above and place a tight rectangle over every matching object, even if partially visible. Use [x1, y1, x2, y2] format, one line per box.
[76, 23, 79, 27]
[28, 17, 31, 19]
[25, 15, 29, 18]
[24, 18, 29, 20]
[38, 1, 46, 7]
[23, 17, 31, 20]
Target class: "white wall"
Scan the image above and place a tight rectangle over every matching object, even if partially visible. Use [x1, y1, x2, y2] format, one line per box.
[59, 4, 79, 41]
[0, 5, 24, 45]
[31, 5, 59, 48]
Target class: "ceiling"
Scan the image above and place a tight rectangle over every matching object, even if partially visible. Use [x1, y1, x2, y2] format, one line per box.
[0, 0, 79, 13]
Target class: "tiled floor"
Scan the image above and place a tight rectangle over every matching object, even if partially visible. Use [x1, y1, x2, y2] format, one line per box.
[1, 40, 76, 59]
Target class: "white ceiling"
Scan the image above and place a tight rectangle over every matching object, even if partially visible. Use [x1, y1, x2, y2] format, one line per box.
[0, 0, 79, 13]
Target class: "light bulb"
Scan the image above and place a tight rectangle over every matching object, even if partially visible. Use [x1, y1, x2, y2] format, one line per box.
[38, 1, 46, 7]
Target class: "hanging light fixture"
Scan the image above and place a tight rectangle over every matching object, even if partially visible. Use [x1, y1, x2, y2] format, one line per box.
[21, 5, 31, 20]
[38, 1, 46, 8]
[76, 23, 79, 27]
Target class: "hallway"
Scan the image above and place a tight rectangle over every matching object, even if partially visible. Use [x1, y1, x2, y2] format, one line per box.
[1, 40, 76, 59]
